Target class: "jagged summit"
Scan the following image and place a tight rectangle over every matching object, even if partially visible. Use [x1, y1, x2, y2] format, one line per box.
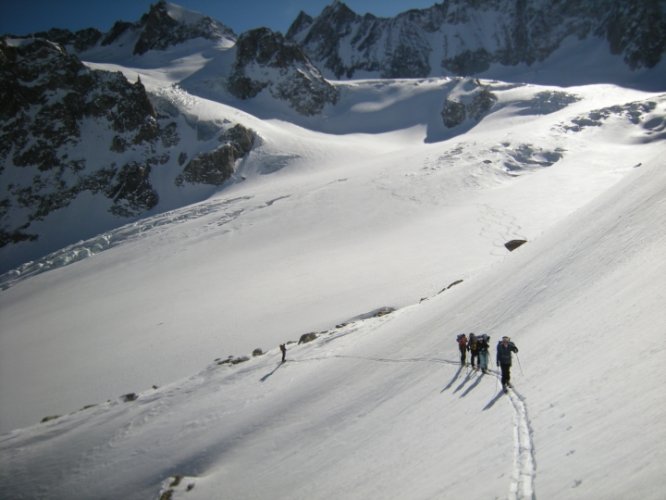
[20, 0, 236, 56]
[287, 0, 666, 81]
[132, 0, 236, 54]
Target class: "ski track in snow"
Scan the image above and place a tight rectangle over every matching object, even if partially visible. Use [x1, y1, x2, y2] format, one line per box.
[338, 300, 538, 500]
[451, 363, 537, 499]
[321, 327, 538, 500]
[477, 203, 526, 256]
[505, 386, 537, 500]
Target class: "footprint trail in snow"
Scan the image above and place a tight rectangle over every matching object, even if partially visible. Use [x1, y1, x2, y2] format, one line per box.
[505, 386, 537, 500]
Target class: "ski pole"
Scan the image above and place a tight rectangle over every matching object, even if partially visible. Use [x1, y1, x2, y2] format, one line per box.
[516, 353, 524, 377]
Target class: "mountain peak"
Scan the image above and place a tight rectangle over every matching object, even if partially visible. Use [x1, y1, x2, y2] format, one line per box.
[288, 0, 666, 80]
[133, 1, 235, 55]
[320, 1, 359, 24]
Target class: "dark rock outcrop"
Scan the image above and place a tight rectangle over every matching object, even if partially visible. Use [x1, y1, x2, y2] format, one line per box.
[28, 27, 103, 52]
[0, 38, 175, 245]
[441, 79, 498, 128]
[227, 28, 338, 115]
[505, 240, 527, 251]
[287, 0, 666, 79]
[298, 332, 318, 344]
[176, 124, 256, 186]
[216, 356, 250, 366]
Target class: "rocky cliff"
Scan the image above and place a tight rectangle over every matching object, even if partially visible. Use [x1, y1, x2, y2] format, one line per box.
[0, 36, 256, 252]
[0, 38, 168, 245]
[227, 28, 338, 115]
[287, 0, 666, 79]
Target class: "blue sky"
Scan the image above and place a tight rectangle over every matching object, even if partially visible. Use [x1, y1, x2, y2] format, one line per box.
[0, 0, 440, 36]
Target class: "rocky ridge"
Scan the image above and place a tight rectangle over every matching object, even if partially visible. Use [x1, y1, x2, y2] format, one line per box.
[227, 28, 338, 115]
[27, 0, 237, 56]
[287, 0, 666, 79]
[0, 36, 256, 251]
[0, 38, 167, 245]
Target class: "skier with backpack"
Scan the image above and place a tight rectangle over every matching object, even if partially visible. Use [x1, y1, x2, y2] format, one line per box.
[496, 336, 519, 392]
[478, 334, 490, 374]
[468, 333, 480, 370]
[456, 333, 468, 365]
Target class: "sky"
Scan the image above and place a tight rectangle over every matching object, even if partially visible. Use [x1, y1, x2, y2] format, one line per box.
[0, 0, 441, 36]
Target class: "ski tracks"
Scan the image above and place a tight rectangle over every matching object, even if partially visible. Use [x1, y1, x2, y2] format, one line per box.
[505, 387, 537, 500]
[477, 203, 526, 256]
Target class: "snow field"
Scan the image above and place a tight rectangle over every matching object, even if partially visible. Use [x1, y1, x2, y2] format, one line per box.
[1, 40, 665, 499]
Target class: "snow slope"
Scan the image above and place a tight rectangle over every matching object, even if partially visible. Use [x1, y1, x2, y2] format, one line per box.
[2, 78, 663, 433]
[1, 135, 664, 500]
[1, 30, 666, 499]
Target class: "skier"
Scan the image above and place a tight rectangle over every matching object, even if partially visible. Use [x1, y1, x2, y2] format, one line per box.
[456, 333, 468, 365]
[478, 334, 490, 374]
[468, 333, 480, 369]
[280, 343, 287, 363]
[496, 336, 519, 392]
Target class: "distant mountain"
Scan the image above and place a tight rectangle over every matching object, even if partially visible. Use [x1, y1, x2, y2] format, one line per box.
[286, 0, 666, 79]
[0, 35, 255, 267]
[29, 0, 237, 56]
[1, 0, 665, 272]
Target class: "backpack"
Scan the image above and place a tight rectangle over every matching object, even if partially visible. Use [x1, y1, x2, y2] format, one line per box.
[457, 334, 467, 348]
[469, 335, 478, 350]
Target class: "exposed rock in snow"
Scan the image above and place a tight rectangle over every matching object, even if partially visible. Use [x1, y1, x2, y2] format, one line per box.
[227, 28, 338, 115]
[441, 78, 498, 128]
[287, 0, 666, 79]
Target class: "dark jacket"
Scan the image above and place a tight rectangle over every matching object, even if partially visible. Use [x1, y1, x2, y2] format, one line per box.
[468, 335, 479, 352]
[496, 341, 518, 365]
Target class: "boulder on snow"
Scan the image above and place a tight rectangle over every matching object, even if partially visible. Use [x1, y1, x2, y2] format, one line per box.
[298, 332, 318, 344]
[217, 355, 250, 366]
[40, 415, 61, 423]
[122, 392, 138, 402]
[345, 306, 397, 323]
[505, 239, 528, 251]
[437, 279, 464, 294]
[372, 307, 395, 318]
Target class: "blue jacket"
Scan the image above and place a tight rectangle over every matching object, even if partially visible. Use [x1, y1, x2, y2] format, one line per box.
[496, 341, 518, 365]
